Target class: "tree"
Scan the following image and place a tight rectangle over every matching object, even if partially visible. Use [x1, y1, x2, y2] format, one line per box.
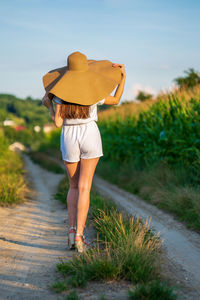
[25, 96, 34, 102]
[136, 90, 153, 102]
[174, 68, 200, 89]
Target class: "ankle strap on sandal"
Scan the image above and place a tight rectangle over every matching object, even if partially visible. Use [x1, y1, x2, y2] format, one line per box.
[75, 233, 86, 240]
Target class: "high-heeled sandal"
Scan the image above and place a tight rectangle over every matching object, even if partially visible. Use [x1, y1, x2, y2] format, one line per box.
[68, 226, 76, 249]
[75, 233, 90, 253]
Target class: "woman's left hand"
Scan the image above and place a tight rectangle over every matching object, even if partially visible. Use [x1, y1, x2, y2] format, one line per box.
[112, 63, 126, 78]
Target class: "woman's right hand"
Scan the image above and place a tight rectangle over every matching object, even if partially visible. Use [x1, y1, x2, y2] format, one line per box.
[112, 63, 126, 78]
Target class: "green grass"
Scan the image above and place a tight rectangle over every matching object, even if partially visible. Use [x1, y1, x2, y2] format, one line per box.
[63, 290, 79, 300]
[50, 280, 70, 293]
[98, 294, 106, 300]
[0, 134, 28, 206]
[128, 279, 177, 300]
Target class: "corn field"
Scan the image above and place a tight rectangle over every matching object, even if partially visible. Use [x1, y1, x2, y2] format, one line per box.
[98, 95, 200, 177]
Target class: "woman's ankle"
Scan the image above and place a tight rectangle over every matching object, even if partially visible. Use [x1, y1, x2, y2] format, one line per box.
[75, 236, 83, 241]
[75, 233, 83, 240]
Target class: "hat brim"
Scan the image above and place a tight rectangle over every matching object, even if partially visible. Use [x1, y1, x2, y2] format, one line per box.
[42, 59, 122, 105]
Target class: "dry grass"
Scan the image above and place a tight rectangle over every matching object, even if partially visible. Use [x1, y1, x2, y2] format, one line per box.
[98, 84, 200, 121]
[98, 98, 156, 121]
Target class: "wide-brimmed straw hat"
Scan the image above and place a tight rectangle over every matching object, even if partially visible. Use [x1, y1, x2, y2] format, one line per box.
[42, 51, 122, 105]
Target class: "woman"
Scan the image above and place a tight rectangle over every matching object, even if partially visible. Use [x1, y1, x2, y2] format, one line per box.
[42, 51, 126, 253]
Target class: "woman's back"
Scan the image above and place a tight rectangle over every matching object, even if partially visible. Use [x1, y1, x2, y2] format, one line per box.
[53, 96, 105, 125]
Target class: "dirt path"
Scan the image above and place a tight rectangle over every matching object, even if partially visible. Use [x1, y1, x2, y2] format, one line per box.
[0, 155, 69, 299]
[93, 175, 200, 299]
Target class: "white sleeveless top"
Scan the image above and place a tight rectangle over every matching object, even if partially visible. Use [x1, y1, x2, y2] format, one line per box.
[52, 96, 105, 125]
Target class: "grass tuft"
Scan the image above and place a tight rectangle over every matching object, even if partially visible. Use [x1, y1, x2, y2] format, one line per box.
[63, 290, 79, 300]
[128, 279, 177, 300]
[56, 186, 162, 288]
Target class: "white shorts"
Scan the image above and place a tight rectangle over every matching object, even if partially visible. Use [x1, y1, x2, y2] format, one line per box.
[60, 120, 103, 162]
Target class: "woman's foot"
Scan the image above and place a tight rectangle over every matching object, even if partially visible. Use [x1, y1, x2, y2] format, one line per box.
[75, 233, 90, 253]
[68, 226, 76, 250]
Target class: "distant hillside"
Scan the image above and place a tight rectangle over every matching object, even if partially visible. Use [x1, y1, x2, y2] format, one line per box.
[0, 94, 50, 126]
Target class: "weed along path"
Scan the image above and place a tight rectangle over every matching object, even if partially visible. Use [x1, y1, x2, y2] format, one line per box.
[0, 155, 69, 299]
[93, 175, 200, 298]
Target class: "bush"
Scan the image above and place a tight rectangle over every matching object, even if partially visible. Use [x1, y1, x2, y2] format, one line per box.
[128, 279, 177, 300]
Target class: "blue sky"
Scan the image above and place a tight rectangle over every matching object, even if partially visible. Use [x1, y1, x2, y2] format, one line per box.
[0, 0, 200, 101]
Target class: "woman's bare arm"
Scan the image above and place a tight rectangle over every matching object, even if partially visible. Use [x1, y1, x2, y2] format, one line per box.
[104, 63, 126, 105]
[47, 103, 63, 128]
[54, 104, 63, 128]
[42, 93, 63, 127]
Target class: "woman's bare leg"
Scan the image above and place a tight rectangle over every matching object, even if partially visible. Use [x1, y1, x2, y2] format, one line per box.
[76, 157, 100, 236]
[63, 160, 80, 228]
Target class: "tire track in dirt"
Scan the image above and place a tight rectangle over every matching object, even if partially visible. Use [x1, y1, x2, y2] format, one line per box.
[93, 175, 200, 299]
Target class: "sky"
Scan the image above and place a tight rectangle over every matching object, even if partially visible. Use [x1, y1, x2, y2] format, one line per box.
[0, 0, 200, 102]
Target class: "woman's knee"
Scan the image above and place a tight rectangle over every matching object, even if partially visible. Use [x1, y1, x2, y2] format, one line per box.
[77, 157, 99, 194]
[78, 182, 91, 194]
